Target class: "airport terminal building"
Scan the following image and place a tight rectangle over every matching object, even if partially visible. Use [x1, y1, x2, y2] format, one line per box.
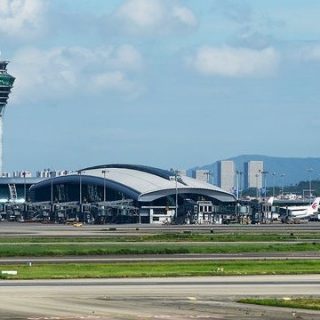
[29, 164, 236, 224]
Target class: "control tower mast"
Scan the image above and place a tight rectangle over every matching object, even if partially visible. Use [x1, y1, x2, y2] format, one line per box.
[0, 61, 15, 174]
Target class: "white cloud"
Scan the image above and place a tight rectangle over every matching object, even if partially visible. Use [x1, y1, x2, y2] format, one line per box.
[187, 46, 279, 77]
[92, 71, 133, 92]
[0, 0, 47, 39]
[116, 0, 165, 28]
[172, 6, 197, 27]
[112, 0, 197, 35]
[114, 45, 144, 70]
[10, 45, 144, 103]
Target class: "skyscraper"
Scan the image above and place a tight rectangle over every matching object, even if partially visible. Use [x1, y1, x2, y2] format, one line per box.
[0, 61, 15, 173]
[192, 169, 210, 183]
[217, 160, 235, 193]
[244, 161, 263, 189]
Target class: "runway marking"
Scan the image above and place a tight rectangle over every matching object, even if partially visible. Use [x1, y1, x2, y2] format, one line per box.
[28, 315, 219, 320]
[153, 316, 221, 319]
[27, 316, 101, 320]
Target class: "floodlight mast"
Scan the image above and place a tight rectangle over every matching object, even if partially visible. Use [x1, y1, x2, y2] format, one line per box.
[0, 61, 15, 174]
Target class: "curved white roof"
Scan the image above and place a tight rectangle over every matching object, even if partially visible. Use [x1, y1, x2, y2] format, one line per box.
[81, 164, 235, 202]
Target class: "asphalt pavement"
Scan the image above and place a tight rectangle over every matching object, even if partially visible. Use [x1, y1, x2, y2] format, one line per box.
[0, 276, 320, 320]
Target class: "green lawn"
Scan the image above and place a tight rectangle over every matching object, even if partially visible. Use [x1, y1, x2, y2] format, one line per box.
[1, 260, 320, 279]
[0, 241, 319, 256]
[239, 297, 320, 311]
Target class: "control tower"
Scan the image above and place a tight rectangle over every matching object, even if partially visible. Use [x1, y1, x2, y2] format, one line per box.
[0, 61, 15, 174]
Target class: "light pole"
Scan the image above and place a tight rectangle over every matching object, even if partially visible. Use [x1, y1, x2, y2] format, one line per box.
[174, 170, 179, 222]
[204, 171, 209, 183]
[255, 173, 259, 199]
[172, 169, 179, 220]
[102, 169, 106, 202]
[239, 171, 243, 199]
[272, 172, 276, 197]
[236, 170, 240, 200]
[50, 170, 55, 220]
[78, 170, 82, 221]
[280, 173, 285, 197]
[262, 171, 268, 198]
[22, 171, 26, 202]
[307, 168, 313, 204]
[50, 171, 54, 206]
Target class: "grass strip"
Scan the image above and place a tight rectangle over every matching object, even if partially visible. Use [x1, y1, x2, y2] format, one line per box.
[239, 297, 320, 311]
[0, 242, 320, 256]
[1, 232, 320, 243]
[1, 260, 320, 279]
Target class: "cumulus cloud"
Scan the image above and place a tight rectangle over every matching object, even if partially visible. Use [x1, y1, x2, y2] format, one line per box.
[0, 0, 47, 39]
[187, 46, 279, 77]
[116, 0, 165, 28]
[111, 0, 197, 35]
[172, 6, 197, 27]
[10, 45, 144, 103]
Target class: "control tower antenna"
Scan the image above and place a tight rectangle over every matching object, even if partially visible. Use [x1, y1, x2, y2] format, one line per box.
[0, 61, 15, 174]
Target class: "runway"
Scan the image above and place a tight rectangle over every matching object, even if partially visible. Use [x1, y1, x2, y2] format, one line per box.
[0, 276, 319, 320]
[1, 222, 320, 237]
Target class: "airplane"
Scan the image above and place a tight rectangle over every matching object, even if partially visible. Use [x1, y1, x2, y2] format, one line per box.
[267, 196, 274, 205]
[261, 197, 279, 221]
[280, 197, 320, 223]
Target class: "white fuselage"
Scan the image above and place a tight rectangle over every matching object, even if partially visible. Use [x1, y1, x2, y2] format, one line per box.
[287, 207, 313, 219]
[280, 198, 320, 222]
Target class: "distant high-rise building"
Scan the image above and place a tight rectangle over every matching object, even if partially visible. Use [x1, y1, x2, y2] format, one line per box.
[244, 161, 263, 189]
[12, 170, 32, 178]
[36, 169, 51, 178]
[36, 169, 70, 178]
[217, 160, 235, 193]
[176, 169, 187, 177]
[192, 169, 210, 183]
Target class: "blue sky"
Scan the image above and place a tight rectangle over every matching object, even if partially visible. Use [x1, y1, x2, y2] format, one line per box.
[1, 0, 320, 172]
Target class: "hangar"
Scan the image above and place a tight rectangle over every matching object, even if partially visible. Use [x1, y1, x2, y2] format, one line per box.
[29, 164, 235, 224]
